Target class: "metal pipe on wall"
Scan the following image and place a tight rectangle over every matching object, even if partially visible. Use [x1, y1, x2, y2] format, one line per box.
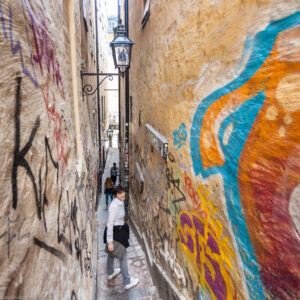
[125, 0, 130, 206]
[95, 0, 101, 209]
[118, 0, 122, 184]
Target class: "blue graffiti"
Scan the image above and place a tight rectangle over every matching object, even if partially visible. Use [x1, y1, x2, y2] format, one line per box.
[190, 12, 300, 299]
[0, 1, 38, 87]
[233, 34, 254, 76]
[173, 123, 188, 150]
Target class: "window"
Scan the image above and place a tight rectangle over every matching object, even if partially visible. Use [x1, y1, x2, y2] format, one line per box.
[82, 0, 88, 31]
[104, 97, 106, 121]
[130, 96, 133, 122]
[101, 96, 104, 124]
[138, 110, 142, 127]
[141, 0, 150, 28]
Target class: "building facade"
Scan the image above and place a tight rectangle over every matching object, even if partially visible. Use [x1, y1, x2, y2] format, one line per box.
[128, 0, 300, 299]
[0, 0, 108, 298]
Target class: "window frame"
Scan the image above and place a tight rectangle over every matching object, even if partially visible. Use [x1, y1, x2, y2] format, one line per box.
[82, 0, 88, 32]
[141, 0, 151, 28]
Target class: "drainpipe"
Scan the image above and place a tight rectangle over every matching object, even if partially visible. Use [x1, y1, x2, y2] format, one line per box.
[95, 0, 102, 210]
[125, 0, 130, 207]
[118, 0, 122, 184]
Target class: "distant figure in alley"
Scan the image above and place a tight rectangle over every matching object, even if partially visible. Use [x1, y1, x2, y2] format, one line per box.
[110, 162, 119, 186]
[104, 177, 114, 209]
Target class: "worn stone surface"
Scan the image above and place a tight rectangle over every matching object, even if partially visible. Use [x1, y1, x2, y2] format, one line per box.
[0, 0, 107, 299]
[128, 0, 300, 299]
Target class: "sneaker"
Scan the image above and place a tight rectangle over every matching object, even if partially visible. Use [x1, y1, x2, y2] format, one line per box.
[125, 278, 139, 290]
[104, 205, 108, 210]
[108, 268, 121, 280]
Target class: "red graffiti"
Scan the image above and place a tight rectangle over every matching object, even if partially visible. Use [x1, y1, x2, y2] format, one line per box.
[42, 77, 68, 166]
[184, 172, 207, 218]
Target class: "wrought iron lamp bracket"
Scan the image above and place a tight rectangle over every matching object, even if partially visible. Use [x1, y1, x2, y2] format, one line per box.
[81, 71, 125, 99]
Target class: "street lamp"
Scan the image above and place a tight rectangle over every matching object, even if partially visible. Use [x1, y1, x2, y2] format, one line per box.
[110, 25, 134, 76]
[80, 21, 134, 211]
[107, 127, 113, 139]
[81, 24, 134, 97]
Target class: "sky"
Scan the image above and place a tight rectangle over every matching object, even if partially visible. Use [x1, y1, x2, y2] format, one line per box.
[106, 0, 118, 17]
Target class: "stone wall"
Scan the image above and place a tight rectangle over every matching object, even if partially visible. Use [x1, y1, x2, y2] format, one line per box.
[128, 0, 300, 299]
[0, 0, 99, 298]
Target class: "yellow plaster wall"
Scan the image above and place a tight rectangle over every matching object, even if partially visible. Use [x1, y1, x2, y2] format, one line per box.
[0, 0, 98, 298]
[129, 0, 300, 299]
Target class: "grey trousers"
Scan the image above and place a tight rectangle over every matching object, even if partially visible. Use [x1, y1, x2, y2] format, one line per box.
[107, 249, 131, 285]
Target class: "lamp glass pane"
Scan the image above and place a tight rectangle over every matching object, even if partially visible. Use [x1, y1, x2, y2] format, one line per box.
[115, 45, 130, 67]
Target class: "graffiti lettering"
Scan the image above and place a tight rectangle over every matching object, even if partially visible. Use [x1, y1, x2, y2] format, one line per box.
[178, 154, 190, 172]
[165, 152, 187, 227]
[71, 290, 78, 300]
[172, 123, 188, 150]
[11, 77, 41, 215]
[166, 165, 186, 221]
[0, 1, 38, 86]
[57, 190, 73, 255]
[0, 213, 30, 262]
[34, 237, 67, 263]
[169, 192, 178, 225]
[0, 1, 66, 93]
[11, 77, 60, 233]
[184, 172, 208, 218]
[42, 77, 68, 166]
[1, 3, 96, 295]
[29, 7, 65, 97]
[39, 136, 60, 232]
[166, 167, 185, 206]
[178, 211, 234, 300]
[71, 198, 83, 273]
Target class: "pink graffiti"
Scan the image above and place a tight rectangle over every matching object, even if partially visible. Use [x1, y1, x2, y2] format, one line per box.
[42, 77, 68, 166]
[0, 1, 66, 98]
[178, 154, 190, 171]
[25, 2, 65, 99]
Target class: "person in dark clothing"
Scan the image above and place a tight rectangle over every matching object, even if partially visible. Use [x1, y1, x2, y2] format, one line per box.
[110, 162, 119, 185]
[104, 177, 114, 209]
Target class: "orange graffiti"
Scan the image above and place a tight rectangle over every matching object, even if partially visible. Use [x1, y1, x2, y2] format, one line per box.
[198, 23, 300, 297]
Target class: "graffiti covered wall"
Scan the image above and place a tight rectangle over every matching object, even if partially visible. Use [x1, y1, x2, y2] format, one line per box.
[129, 0, 300, 299]
[0, 0, 97, 298]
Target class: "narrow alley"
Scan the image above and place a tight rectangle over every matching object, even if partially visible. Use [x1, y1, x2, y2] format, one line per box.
[95, 147, 161, 300]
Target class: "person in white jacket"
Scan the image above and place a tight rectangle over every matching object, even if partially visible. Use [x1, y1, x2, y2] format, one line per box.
[106, 184, 139, 289]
